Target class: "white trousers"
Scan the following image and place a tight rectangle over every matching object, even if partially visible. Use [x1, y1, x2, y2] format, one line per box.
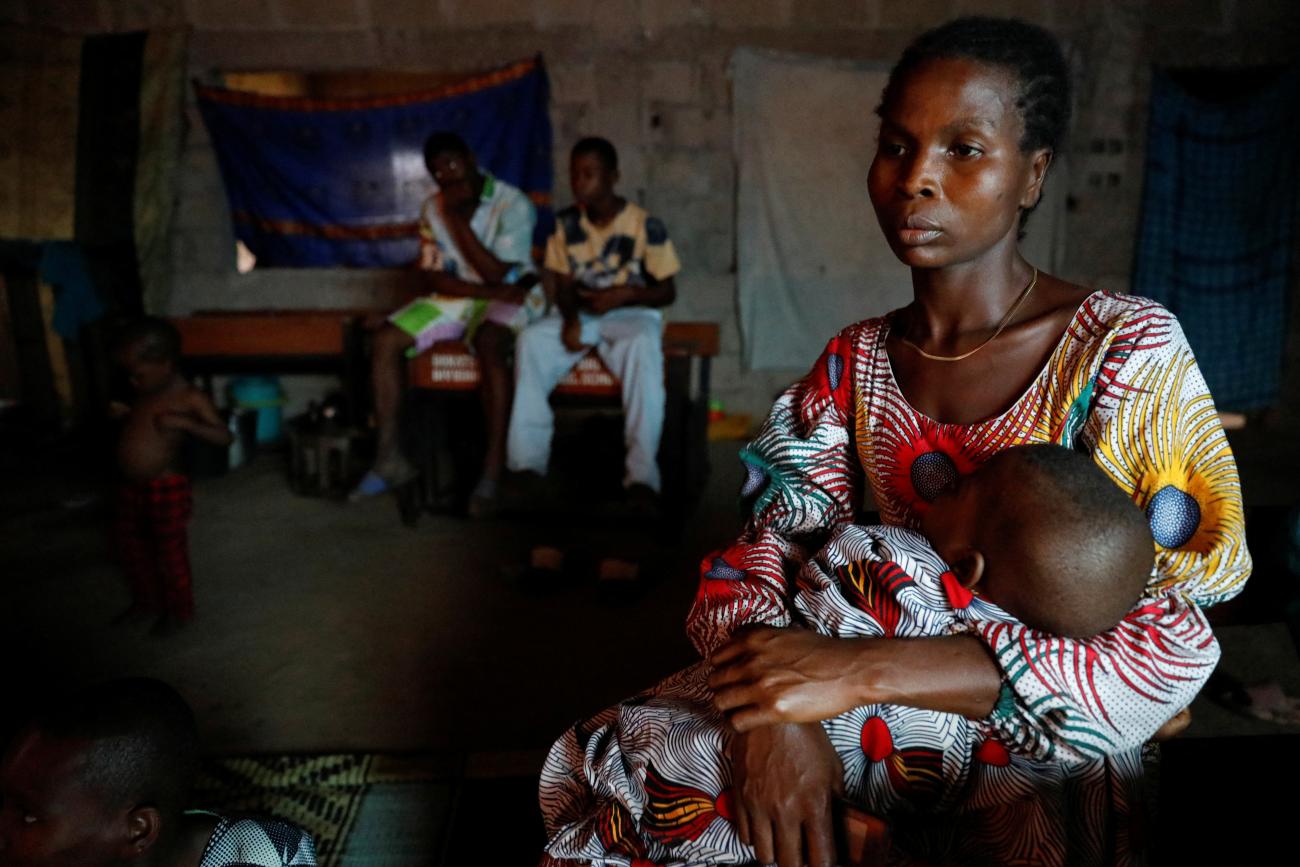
[507, 308, 665, 491]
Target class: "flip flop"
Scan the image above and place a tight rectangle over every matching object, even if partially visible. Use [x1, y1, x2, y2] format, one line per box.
[348, 470, 392, 501]
[513, 546, 570, 591]
[349, 455, 420, 502]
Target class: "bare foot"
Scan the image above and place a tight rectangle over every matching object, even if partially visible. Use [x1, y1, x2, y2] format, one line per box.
[1243, 683, 1300, 725]
[597, 558, 640, 582]
[1208, 673, 1300, 726]
[1153, 707, 1192, 741]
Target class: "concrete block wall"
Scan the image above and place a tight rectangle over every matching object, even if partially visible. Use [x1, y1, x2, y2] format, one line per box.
[2, 0, 1298, 422]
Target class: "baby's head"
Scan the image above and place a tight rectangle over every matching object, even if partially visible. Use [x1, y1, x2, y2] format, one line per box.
[0, 678, 199, 867]
[112, 318, 182, 396]
[920, 444, 1154, 638]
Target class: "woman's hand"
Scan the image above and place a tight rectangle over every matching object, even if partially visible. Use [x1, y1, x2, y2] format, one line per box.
[730, 722, 843, 867]
[709, 626, 873, 732]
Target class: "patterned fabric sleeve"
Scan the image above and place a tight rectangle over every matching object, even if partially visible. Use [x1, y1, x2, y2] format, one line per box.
[971, 595, 1219, 763]
[543, 220, 569, 274]
[1085, 304, 1250, 605]
[685, 530, 800, 657]
[684, 327, 863, 656]
[201, 816, 318, 866]
[490, 185, 536, 268]
[643, 215, 682, 281]
[973, 303, 1250, 763]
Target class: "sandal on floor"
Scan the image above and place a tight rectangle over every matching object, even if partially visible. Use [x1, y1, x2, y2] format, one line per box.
[348, 470, 392, 501]
[348, 457, 419, 502]
[513, 546, 570, 590]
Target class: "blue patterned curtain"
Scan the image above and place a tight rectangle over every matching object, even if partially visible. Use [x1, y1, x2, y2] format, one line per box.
[196, 57, 553, 269]
[1134, 67, 1300, 411]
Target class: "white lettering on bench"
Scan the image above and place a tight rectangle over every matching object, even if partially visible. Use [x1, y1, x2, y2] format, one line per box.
[425, 350, 618, 389]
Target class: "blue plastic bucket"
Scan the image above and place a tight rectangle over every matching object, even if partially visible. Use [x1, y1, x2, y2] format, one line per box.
[229, 376, 286, 444]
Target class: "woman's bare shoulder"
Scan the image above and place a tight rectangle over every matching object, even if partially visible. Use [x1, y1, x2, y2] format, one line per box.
[1034, 273, 1094, 315]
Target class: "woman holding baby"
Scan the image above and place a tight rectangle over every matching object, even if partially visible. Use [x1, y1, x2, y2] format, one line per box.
[541, 16, 1249, 867]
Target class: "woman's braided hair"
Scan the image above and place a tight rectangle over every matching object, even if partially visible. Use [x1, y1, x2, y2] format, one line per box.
[880, 17, 1073, 230]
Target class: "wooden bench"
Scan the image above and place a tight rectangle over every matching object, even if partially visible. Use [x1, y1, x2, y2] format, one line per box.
[171, 309, 368, 418]
[173, 310, 358, 357]
[172, 311, 720, 520]
[408, 321, 718, 393]
[406, 321, 720, 518]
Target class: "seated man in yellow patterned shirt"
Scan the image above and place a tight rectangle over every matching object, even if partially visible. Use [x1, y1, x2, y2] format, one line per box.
[507, 137, 680, 510]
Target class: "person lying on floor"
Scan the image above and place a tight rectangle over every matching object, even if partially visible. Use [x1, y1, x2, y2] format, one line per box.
[0, 678, 317, 867]
[538, 444, 1214, 866]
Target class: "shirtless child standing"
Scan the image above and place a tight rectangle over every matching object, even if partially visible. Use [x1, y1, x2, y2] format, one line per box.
[111, 318, 232, 635]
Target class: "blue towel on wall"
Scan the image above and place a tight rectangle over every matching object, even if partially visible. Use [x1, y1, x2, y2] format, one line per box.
[196, 57, 553, 269]
[1134, 67, 1300, 411]
[39, 241, 105, 339]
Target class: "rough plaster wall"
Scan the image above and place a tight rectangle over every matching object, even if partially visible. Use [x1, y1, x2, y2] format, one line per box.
[2, 0, 1297, 422]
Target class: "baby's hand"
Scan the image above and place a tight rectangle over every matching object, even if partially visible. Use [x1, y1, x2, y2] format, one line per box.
[108, 401, 130, 420]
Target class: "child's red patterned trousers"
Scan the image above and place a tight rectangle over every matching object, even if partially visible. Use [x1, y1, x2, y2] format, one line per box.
[116, 474, 194, 620]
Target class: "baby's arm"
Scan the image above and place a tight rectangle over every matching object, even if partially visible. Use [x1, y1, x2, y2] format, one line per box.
[157, 388, 234, 446]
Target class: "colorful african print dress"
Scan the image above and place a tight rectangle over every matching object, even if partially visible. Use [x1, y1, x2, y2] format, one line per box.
[539, 292, 1250, 866]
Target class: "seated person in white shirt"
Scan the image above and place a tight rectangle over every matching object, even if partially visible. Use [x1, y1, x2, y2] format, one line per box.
[353, 132, 542, 513]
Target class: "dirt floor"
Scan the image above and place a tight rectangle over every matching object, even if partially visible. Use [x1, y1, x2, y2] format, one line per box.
[3, 426, 1300, 864]
[1, 438, 745, 755]
[4, 430, 1300, 755]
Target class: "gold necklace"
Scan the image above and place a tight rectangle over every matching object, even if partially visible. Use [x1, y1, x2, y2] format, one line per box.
[898, 268, 1039, 363]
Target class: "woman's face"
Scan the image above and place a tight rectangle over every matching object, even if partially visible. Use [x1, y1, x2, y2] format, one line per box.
[868, 57, 1049, 270]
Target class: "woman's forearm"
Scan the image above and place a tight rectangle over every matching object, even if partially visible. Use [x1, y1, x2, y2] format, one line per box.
[861, 634, 1002, 719]
[710, 627, 1003, 729]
